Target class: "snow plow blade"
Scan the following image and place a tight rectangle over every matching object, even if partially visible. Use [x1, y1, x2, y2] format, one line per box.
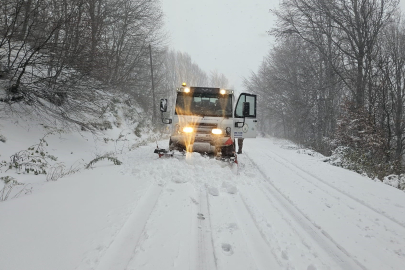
[154, 148, 172, 158]
[154, 148, 185, 158]
[154, 148, 237, 164]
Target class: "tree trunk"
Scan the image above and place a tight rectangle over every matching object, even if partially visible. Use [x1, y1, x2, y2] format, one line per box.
[21, 0, 32, 39]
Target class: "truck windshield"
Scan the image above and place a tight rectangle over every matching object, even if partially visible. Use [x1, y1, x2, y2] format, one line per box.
[175, 93, 233, 117]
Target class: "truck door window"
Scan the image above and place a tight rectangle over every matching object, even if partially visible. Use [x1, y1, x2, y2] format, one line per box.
[235, 95, 245, 118]
[246, 95, 255, 116]
[235, 94, 256, 118]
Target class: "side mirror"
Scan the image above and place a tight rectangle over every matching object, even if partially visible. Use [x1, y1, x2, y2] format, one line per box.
[162, 118, 172, 124]
[243, 102, 250, 117]
[160, 99, 167, 112]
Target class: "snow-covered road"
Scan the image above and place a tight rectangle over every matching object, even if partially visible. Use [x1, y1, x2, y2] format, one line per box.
[1, 137, 405, 270]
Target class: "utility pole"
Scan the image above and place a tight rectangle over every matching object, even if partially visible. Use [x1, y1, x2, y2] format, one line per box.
[149, 44, 156, 123]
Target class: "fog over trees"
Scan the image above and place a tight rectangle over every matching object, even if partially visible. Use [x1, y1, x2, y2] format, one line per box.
[245, 0, 404, 178]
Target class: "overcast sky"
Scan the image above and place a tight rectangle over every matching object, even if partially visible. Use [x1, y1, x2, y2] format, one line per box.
[161, 0, 405, 92]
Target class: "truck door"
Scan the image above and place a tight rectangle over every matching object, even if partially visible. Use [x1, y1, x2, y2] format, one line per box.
[234, 93, 257, 138]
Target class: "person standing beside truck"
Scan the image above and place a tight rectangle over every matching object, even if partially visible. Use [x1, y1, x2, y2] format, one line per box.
[237, 138, 244, 154]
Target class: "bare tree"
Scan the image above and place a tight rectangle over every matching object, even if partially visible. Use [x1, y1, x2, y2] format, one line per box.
[0, 0, 167, 128]
[272, 0, 398, 109]
[209, 70, 229, 88]
[259, 0, 405, 177]
[244, 37, 335, 149]
[374, 14, 405, 169]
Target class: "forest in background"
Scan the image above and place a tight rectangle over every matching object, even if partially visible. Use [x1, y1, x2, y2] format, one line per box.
[245, 0, 405, 179]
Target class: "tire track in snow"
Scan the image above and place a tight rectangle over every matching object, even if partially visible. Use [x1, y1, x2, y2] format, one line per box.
[244, 153, 366, 270]
[238, 181, 337, 270]
[196, 187, 217, 270]
[95, 183, 163, 270]
[225, 191, 281, 269]
[263, 149, 405, 231]
[207, 185, 262, 269]
[123, 181, 206, 270]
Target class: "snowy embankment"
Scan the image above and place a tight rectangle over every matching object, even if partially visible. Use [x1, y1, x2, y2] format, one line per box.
[1, 121, 405, 270]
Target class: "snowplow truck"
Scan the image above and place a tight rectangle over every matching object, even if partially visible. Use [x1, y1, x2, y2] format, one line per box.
[156, 85, 257, 160]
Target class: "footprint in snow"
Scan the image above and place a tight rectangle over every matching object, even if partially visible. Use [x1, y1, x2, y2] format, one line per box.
[307, 264, 317, 270]
[222, 182, 237, 194]
[221, 243, 233, 255]
[227, 223, 238, 233]
[172, 175, 188, 184]
[190, 197, 199, 205]
[208, 186, 219, 196]
[281, 250, 289, 260]
[197, 213, 205, 220]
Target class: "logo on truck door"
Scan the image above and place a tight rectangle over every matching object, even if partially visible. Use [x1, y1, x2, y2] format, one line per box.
[242, 123, 249, 133]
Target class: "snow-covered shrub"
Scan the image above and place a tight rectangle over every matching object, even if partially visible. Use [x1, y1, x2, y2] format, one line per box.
[383, 175, 405, 190]
[123, 107, 138, 123]
[1, 177, 21, 201]
[46, 163, 82, 181]
[111, 97, 120, 104]
[114, 116, 122, 128]
[328, 146, 352, 168]
[134, 122, 144, 137]
[108, 102, 120, 127]
[89, 120, 113, 131]
[296, 148, 325, 158]
[281, 144, 299, 150]
[85, 153, 122, 169]
[333, 101, 390, 179]
[329, 146, 391, 179]
[320, 136, 335, 156]
[1, 176, 16, 184]
[0, 176, 31, 202]
[1, 133, 58, 175]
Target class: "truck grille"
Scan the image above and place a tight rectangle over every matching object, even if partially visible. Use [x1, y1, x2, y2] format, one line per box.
[195, 123, 217, 134]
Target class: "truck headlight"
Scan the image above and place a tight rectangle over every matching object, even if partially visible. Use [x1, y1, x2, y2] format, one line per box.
[183, 126, 194, 133]
[212, 128, 222, 135]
